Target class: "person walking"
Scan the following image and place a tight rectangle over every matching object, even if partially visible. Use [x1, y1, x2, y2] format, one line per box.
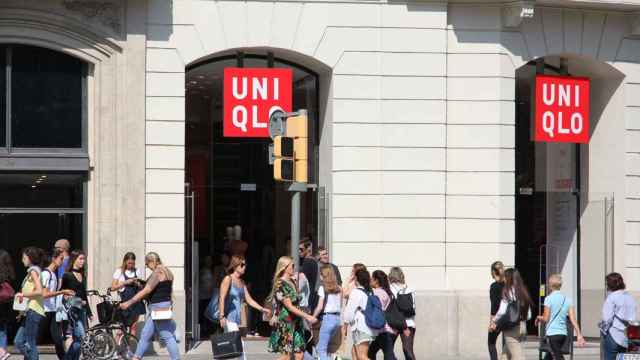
[368, 270, 397, 360]
[316, 247, 342, 285]
[219, 255, 269, 331]
[535, 274, 586, 360]
[312, 264, 343, 360]
[0, 249, 15, 360]
[53, 239, 71, 281]
[343, 263, 367, 299]
[298, 241, 319, 310]
[488, 261, 505, 360]
[120, 252, 179, 360]
[389, 267, 416, 360]
[344, 269, 377, 360]
[14, 247, 46, 360]
[267, 256, 317, 360]
[599, 272, 638, 360]
[61, 250, 92, 360]
[490, 268, 533, 360]
[42, 249, 74, 360]
[110, 252, 145, 335]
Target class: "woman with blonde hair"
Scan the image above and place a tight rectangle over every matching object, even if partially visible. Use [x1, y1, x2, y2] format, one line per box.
[312, 264, 343, 360]
[267, 256, 317, 360]
[535, 274, 586, 360]
[120, 252, 179, 360]
[389, 266, 416, 360]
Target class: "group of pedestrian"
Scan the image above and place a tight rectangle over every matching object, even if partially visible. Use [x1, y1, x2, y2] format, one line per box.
[487, 261, 639, 360]
[0, 240, 182, 360]
[0, 239, 89, 360]
[260, 244, 417, 360]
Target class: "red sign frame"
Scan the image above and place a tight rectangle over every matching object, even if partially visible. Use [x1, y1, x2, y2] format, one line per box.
[223, 68, 292, 138]
[534, 75, 590, 144]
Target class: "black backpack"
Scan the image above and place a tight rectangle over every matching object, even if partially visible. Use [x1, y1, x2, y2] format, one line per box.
[396, 288, 415, 318]
[496, 300, 521, 330]
[385, 297, 407, 331]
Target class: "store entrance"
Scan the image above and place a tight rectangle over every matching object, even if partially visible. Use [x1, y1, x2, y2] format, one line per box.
[185, 53, 320, 341]
[515, 56, 618, 337]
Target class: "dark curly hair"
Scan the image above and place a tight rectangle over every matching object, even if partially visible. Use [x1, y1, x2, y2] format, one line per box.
[22, 247, 45, 267]
[0, 249, 15, 283]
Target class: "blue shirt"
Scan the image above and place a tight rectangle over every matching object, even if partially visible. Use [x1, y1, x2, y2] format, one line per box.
[57, 257, 69, 282]
[602, 290, 637, 348]
[544, 291, 571, 336]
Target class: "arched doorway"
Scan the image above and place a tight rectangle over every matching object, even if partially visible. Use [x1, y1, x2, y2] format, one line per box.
[185, 51, 321, 340]
[515, 54, 624, 336]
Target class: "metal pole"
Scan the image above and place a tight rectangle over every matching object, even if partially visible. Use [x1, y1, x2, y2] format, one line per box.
[291, 191, 301, 268]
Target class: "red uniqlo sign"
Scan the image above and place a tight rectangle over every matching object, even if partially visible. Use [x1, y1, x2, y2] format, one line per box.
[535, 75, 590, 143]
[223, 68, 292, 137]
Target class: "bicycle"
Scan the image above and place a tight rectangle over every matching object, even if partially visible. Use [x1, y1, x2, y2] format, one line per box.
[80, 289, 139, 360]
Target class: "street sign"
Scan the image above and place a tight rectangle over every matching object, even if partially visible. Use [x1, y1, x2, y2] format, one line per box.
[534, 75, 590, 143]
[223, 68, 292, 137]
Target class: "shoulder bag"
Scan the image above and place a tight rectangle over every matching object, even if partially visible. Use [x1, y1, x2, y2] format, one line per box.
[204, 276, 232, 322]
[495, 299, 521, 330]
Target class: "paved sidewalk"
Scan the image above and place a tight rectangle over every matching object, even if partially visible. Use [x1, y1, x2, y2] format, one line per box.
[33, 339, 602, 360]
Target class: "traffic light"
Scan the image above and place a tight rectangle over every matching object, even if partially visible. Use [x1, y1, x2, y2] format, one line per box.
[271, 110, 308, 183]
[273, 136, 294, 181]
[285, 112, 308, 183]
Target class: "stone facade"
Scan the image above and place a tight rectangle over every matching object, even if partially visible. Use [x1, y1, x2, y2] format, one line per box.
[5, 0, 640, 358]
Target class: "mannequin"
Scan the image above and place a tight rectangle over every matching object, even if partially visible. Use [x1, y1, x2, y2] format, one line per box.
[228, 224, 248, 257]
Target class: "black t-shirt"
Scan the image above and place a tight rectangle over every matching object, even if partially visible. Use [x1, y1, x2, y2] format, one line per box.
[61, 271, 92, 316]
[490, 281, 504, 316]
[300, 257, 319, 309]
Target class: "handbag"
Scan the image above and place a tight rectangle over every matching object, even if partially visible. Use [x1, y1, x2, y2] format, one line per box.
[205, 276, 232, 322]
[0, 282, 15, 303]
[150, 307, 173, 320]
[539, 296, 572, 355]
[496, 299, 521, 330]
[13, 294, 28, 311]
[211, 331, 243, 359]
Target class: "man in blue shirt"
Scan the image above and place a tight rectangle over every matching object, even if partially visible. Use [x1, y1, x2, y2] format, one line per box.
[53, 239, 71, 284]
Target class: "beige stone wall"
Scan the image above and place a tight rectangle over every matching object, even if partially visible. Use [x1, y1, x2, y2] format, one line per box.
[0, 0, 147, 295]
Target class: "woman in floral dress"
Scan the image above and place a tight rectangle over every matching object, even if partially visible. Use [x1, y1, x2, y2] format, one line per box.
[267, 256, 317, 360]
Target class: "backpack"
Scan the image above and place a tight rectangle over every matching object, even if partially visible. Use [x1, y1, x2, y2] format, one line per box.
[495, 300, 521, 330]
[385, 297, 407, 331]
[396, 287, 415, 318]
[356, 288, 385, 330]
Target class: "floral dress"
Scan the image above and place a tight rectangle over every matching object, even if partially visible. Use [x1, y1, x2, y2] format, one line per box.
[268, 280, 306, 354]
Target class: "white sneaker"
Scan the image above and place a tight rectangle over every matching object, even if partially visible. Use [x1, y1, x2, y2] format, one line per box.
[0, 352, 11, 360]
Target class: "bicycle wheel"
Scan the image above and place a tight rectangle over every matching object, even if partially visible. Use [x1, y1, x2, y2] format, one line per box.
[117, 333, 139, 360]
[84, 330, 117, 360]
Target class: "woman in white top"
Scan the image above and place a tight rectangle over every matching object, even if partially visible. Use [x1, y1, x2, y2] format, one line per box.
[389, 267, 416, 360]
[110, 252, 146, 334]
[42, 248, 75, 360]
[312, 264, 343, 360]
[343, 268, 377, 360]
[490, 268, 533, 360]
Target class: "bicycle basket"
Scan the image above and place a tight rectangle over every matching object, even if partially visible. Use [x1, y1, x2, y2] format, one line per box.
[96, 300, 114, 324]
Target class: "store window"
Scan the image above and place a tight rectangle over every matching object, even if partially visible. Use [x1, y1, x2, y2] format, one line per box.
[0, 45, 85, 150]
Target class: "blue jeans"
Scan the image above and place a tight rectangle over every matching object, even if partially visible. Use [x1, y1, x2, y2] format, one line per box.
[135, 302, 179, 360]
[317, 314, 341, 360]
[15, 310, 45, 360]
[603, 333, 627, 360]
[0, 322, 7, 349]
[64, 308, 87, 360]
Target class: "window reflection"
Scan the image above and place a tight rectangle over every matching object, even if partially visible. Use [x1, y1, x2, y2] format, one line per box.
[11, 45, 83, 148]
[0, 172, 84, 208]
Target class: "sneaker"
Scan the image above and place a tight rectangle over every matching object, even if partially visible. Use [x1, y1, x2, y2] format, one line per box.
[0, 352, 11, 360]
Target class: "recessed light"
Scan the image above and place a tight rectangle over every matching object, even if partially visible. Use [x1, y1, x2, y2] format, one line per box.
[41, 175, 47, 179]
[31, 185, 36, 189]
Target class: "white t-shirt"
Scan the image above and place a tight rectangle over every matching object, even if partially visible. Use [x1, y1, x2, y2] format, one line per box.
[112, 268, 145, 293]
[41, 269, 58, 313]
[317, 285, 341, 314]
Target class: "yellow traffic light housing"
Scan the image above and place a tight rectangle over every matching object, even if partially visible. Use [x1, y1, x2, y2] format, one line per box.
[271, 110, 308, 183]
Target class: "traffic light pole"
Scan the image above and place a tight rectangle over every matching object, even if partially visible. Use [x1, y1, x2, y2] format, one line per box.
[288, 182, 307, 268]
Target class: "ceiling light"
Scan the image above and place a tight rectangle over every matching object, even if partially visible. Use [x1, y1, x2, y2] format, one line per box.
[41, 175, 47, 179]
[31, 185, 36, 189]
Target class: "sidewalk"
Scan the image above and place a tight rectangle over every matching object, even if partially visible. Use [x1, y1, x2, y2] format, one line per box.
[34, 339, 602, 360]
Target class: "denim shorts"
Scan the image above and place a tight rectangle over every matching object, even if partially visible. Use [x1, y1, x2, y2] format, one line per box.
[352, 329, 373, 345]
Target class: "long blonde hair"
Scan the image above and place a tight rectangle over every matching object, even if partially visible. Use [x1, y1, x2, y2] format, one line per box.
[145, 252, 174, 281]
[320, 264, 340, 294]
[267, 256, 293, 302]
